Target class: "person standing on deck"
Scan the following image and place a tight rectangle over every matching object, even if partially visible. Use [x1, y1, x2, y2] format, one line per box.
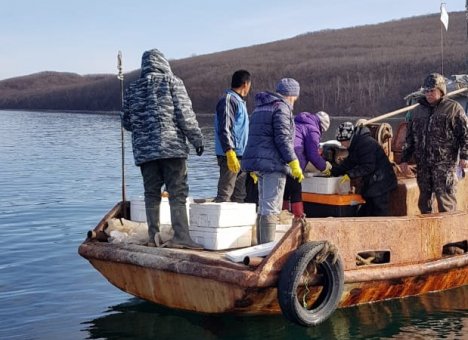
[283, 111, 332, 217]
[242, 78, 304, 244]
[331, 122, 397, 216]
[400, 73, 468, 213]
[122, 49, 204, 249]
[214, 70, 252, 202]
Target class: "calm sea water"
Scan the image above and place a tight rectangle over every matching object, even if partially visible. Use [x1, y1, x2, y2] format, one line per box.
[0, 110, 466, 340]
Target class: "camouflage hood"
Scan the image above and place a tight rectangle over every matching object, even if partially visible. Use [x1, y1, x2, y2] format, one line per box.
[140, 49, 172, 77]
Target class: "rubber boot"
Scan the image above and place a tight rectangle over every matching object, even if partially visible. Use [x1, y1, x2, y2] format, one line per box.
[251, 215, 260, 246]
[145, 204, 160, 247]
[291, 202, 304, 218]
[257, 215, 277, 244]
[166, 204, 204, 250]
[282, 199, 291, 212]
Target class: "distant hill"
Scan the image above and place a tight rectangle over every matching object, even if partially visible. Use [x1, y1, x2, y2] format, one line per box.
[1, 12, 467, 122]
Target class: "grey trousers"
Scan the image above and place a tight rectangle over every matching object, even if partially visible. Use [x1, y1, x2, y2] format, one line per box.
[214, 155, 247, 202]
[140, 158, 189, 240]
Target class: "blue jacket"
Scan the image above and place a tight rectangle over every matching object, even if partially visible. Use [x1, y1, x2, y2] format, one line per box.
[241, 92, 296, 174]
[121, 49, 203, 166]
[214, 89, 249, 156]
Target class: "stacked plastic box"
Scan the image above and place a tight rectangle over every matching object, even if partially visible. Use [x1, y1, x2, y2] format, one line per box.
[189, 202, 257, 250]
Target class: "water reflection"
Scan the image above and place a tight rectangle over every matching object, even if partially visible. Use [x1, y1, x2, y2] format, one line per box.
[83, 286, 467, 340]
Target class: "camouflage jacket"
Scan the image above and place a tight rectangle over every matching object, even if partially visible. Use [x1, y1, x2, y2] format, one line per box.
[401, 96, 468, 167]
[122, 49, 203, 166]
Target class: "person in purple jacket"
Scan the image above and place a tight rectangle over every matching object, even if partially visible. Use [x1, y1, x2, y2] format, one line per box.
[283, 111, 332, 217]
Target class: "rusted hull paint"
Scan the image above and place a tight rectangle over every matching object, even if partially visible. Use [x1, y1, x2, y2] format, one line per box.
[86, 256, 467, 314]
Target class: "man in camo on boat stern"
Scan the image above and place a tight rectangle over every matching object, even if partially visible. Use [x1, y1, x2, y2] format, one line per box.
[242, 78, 304, 244]
[400, 73, 468, 213]
[122, 48, 204, 249]
[214, 70, 252, 203]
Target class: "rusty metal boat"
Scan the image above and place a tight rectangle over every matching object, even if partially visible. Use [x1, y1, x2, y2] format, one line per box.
[78, 84, 468, 327]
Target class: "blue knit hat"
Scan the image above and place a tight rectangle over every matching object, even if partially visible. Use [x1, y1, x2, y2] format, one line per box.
[276, 78, 300, 97]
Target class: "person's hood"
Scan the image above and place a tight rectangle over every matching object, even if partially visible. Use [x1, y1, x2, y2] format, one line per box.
[294, 112, 320, 133]
[254, 91, 290, 108]
[140, 49, 172, 77]
[349, 125, 371, 149]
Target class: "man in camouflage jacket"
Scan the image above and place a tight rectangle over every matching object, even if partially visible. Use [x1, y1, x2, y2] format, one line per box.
[122, 49, 204, 249]
[400, 73, 468, 213]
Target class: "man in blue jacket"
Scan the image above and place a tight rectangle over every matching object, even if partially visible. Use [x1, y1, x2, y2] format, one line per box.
[242, 78, 304, 243]
[122, 49, 204, 249]
[214, 70, 251, 202]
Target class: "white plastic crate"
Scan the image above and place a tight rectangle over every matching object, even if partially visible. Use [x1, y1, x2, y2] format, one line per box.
[189, 202, 257, 228]
[189, 225, 252, 250]
[275, 224, 292, 241]
[301, 175, 350, 194]
[130, 197, 189, 224]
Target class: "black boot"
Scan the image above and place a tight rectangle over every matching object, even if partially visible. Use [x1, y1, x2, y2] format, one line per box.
[145, 203, 160, 247]
[257, 214, 277, 244]
[166, 204, 204, 250]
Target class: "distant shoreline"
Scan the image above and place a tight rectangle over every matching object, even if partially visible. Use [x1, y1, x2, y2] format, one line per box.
[0, 108, 120, 116]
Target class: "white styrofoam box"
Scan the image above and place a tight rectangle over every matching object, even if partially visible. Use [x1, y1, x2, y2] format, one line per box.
[301, 175, 350, 194]
[275, 224, 292, 241]
[130, 197, 189, 224]
[189, 225, 252, 250]
[189, 202, 257, 228]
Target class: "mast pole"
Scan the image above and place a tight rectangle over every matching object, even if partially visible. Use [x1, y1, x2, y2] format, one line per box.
[117, 51, 127, 216]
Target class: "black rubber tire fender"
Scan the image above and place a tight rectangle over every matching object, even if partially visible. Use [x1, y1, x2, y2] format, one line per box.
[277, 241, 345, 327]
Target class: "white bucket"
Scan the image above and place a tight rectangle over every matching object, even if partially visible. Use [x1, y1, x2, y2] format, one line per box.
[130, 199, 147, 222]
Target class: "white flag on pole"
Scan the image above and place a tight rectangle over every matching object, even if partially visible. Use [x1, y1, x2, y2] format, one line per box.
[441, 3, 449, 31]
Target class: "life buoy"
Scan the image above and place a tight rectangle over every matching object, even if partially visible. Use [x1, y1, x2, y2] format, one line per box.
[277, 241, 344, 326]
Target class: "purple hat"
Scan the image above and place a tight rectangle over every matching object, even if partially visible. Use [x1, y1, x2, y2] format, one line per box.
[276, 78, 300, 97]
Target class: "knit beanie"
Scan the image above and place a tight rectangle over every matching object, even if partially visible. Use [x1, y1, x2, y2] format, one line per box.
[316, 111, 330, 132]
[336, 122, 355, 141]
[423, 73, 446, 95]
[276, 78, 300, 97]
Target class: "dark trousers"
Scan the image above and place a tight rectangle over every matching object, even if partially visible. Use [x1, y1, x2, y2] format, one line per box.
[358, 192, 391, 216]
[283, 175, 302, 203]
[140, 158, 188, 240]
[214, 155, 247, 202]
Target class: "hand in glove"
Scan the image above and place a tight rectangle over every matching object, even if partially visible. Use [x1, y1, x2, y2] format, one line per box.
[340, 174, 350, 184]
[321, 161, 332, 177]
[288, 159, 304, 183]
[196, 146, 204, 156]
[250, 172, 258, 184]
[226, 149, 240, 173]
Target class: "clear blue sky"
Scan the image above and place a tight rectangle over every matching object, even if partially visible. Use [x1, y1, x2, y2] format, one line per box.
[1, 0, 465, 80]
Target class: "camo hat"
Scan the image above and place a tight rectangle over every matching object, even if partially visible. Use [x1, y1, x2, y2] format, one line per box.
[336, 121, 355, 141]
[423, 73, 446, 95]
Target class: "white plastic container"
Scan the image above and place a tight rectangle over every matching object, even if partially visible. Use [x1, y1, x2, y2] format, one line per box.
[275, 224, 292, 241]
[189, 225, 252, 250]
[301, 175, 350, 194]
[189, 202, 257, 228]
[130, 197, 189, 224]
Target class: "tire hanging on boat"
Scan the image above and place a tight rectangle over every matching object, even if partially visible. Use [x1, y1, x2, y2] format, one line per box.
[277, 241, 344, 326]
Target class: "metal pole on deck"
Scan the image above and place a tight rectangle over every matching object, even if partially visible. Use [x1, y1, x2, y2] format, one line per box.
[117, 51, 127, 217]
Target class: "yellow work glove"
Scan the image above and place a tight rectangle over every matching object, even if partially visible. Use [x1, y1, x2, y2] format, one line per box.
[288, 159, 304, 183]
[226, 149, 240, 173]
[340, 174, 350, 184]
[250, 172, 258, 184]
[321, 161, 332, 177]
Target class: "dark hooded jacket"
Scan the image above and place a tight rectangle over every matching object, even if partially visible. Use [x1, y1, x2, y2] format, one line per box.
[121, 49, 203, 166]
[331, 127, 397, 198]
[241, 91, 296, 174]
